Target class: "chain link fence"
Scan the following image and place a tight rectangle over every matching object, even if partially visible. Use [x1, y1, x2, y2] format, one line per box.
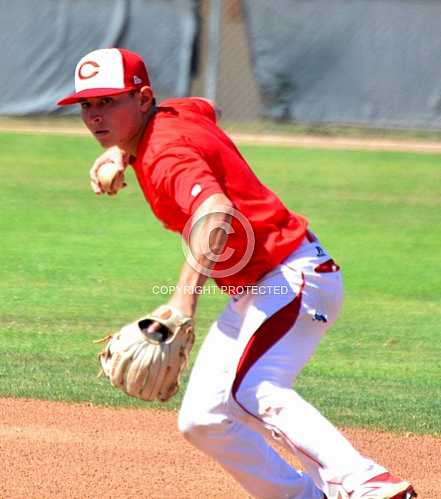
[191, 0, 263, 129]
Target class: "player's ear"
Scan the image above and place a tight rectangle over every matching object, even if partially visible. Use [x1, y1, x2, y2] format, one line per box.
[138, 86, 154, 111]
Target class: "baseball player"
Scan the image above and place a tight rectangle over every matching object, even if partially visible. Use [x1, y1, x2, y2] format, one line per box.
[58, 48, 416, 499]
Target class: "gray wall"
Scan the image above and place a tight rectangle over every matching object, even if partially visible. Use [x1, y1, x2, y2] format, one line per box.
[242, 0, 441, 128]
[3, 0, 441, 129]
[0, 0, 198, 115]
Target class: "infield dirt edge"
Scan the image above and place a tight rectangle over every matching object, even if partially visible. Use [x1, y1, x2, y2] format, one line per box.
[0, 397, 439, 498]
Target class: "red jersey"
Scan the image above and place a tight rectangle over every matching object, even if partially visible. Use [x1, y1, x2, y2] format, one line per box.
[132, 97, 309, 290]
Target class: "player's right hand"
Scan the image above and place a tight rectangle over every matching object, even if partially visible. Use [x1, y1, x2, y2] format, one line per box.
[90, 146, 129, 195]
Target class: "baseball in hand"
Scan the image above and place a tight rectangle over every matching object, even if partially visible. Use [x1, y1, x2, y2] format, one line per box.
[97, 162, 126, 195]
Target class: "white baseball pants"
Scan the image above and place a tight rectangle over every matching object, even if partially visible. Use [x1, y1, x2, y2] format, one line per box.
[178, 234, 383, 498]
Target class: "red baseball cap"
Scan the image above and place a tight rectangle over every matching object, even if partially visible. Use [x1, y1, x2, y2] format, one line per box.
[57, 48, 152, 106]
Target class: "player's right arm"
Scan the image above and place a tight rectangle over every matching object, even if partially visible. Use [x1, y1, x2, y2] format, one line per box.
[90, 146, 128, 195]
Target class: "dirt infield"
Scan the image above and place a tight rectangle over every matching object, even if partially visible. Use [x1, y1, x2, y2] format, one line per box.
[0, 398, 439, 498]
[2, 118, 441, 154]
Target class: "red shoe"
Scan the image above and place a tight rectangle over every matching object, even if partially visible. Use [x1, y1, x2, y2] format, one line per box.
[327, 472, 417, 499]
[347, 472, 417, 498]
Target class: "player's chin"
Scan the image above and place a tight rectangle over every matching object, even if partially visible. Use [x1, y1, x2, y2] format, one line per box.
[94, 132, 115, 147]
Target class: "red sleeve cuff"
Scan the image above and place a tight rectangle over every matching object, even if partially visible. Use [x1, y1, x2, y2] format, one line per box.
[188, 185, 224, 215]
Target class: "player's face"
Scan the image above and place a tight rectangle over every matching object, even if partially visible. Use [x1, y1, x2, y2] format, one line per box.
[80, 91, 149, 151]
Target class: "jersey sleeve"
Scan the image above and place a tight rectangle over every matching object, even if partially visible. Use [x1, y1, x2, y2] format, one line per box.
[150, 146, 224, 215]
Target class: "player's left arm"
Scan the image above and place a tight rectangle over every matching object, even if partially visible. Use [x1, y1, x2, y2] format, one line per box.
[167, 193, 233, 317]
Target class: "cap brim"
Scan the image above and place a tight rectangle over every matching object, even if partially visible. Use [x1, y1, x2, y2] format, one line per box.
[57, 87, 137, 106]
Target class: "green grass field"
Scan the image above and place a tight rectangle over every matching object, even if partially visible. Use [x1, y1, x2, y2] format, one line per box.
[1, 131, 440, 436]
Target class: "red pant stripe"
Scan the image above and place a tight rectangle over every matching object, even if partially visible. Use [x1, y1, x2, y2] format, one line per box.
[231, 275, 325, 469]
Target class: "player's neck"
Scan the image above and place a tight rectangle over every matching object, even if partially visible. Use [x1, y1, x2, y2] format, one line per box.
[124, 104, 157, 156]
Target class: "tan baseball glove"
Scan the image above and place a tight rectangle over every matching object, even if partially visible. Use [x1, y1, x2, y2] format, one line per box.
[96, 305, 195, 402]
